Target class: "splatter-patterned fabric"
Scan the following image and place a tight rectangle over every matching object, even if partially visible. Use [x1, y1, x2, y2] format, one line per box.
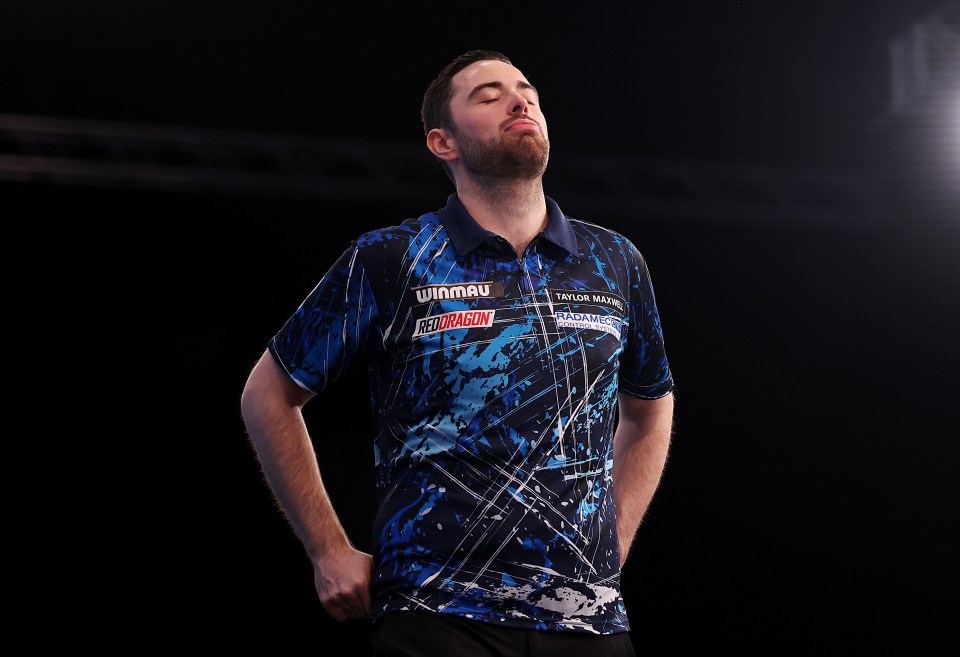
[268, 193, 674, 634]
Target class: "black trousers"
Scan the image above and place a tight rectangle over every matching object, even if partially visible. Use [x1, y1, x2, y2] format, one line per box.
[371, 610, 636, 657]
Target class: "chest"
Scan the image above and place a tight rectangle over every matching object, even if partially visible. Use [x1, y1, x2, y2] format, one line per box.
[387, 254, 630, 373]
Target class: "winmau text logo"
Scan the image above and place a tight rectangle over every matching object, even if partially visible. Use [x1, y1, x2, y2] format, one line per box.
[414, 281, 504, 304]
[413, 310, 496, 337]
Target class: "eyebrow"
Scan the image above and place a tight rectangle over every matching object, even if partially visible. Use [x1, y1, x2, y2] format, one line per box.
[467, 80, 539, 101]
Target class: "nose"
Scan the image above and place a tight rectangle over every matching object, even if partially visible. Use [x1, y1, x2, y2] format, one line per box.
[509, 93, 529, 114]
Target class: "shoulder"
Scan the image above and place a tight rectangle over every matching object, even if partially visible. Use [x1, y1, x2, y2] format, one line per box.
[350, 213, 449, 290]
[565, 215, 644, 260]
[355, 212, 444, 251]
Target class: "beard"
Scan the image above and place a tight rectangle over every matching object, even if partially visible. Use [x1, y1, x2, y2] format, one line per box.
[454, 128, 550, 180]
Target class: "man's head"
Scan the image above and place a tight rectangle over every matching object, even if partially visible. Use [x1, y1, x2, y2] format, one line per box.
[422, 50, 549, 184]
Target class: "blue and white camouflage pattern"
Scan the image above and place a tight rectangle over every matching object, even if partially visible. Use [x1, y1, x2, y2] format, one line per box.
[269, 194, 674, 634]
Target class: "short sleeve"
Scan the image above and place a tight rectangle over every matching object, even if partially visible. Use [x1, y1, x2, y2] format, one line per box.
[618, 244, 675, 399]
[268, 242, 380, 393]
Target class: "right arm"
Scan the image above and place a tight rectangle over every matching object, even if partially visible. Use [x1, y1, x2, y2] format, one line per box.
[240, 348, 373, 621]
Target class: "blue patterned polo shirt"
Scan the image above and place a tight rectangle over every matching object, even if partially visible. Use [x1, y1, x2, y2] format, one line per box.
[268, 193, 674, 634]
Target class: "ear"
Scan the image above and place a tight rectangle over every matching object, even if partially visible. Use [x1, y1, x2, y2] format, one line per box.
[426, 128, 457, 162]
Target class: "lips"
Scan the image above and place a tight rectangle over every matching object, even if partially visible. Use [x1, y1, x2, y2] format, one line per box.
[506, 119, 539, 132]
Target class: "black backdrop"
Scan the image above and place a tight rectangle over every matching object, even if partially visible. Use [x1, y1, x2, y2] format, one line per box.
[6, 0, 958, 653]
[26, 162, 958, 653]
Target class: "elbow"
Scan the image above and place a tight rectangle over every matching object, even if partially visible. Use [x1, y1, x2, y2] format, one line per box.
[239, 374, 265, 427]
[239, 378, 256, 420]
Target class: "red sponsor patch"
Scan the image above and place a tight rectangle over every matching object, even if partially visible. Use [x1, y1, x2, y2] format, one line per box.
[413, 309, 496, 337]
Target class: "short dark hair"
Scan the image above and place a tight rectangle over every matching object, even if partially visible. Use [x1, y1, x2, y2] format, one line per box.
[421, 50, 514, 184]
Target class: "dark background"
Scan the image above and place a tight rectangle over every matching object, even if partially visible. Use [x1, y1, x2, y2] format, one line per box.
[5, 1, 957, 654]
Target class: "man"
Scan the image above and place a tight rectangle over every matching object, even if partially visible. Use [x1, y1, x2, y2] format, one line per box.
[241, 49, 675, 656]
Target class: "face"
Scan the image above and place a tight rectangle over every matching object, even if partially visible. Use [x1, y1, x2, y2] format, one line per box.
[446, 59, 550, 180]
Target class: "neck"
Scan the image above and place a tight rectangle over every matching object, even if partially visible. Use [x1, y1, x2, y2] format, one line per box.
[456, 177, 548, 257]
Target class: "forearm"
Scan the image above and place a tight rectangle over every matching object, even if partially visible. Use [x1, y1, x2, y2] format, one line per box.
[612, 392, 675, 566]
[241, 357, 351, 561]
[247, 408, 349, 559]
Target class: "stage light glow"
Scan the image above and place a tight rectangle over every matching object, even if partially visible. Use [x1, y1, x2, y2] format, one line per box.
[954, 89, 960, 154]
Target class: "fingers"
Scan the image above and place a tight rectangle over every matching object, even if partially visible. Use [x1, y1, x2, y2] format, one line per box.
[323, 594, 370, 621]
[314, 548, 375, 621]
[324, 599, 351, 622]
[319, 577, 373, 620]
[357, 583, 373, 618]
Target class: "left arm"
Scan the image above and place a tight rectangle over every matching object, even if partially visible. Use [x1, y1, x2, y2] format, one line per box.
[613, 391, 675, 567]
